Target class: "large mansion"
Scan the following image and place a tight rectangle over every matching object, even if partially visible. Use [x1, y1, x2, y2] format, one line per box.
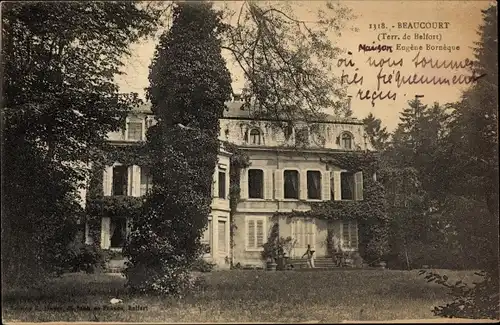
[81, 99, 374, 269]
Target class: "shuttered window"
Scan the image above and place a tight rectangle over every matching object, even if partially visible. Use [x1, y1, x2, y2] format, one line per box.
[307, 171, 321, 200]
[341, 171, 363, 201]
[218, 171, 226, 199]
[292, 218, 315, 248]
[128, 122, 143, 141]
[341, 220, 358, 250]
[248, 169, 264, 199]
[284, 170, 299, 199]
[247, 217, 266, 250]
[112, 166, 128, 196]
[218, 220, 227, 253]
[140, 167, 153, 196]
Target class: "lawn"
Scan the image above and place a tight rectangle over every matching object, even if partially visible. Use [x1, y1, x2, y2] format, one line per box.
[2, 269, 482, 323]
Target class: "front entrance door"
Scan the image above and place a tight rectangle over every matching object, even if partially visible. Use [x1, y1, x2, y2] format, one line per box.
[291, 218, 316, 258]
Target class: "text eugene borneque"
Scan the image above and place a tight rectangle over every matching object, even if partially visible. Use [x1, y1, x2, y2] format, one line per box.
[339, 21, 486, 107]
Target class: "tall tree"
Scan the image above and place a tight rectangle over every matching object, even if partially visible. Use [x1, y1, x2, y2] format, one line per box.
[1, 2, 158, 287]
[222, 1, 354, 125]
[363, 113, 389, 151]
[382, 100, 453, 269]
[124, 2, 232, 294]
[423, 6, 498, 319]
[440, 4, 498, 272]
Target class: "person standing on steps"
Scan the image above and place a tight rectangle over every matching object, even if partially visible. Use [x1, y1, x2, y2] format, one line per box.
[302, 244, 315, 268]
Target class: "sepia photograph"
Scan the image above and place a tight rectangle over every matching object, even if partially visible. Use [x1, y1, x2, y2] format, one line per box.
[1, 0, 498, 323]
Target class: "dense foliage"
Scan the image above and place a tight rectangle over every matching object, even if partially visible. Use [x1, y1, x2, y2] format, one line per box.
[124, 2, 232, 295]
[222, 1, 354, 124]
[370, 5, 498, 318]
[2, 2, 158, 288]
[424, 5, 498, 319]
[363, 113, 390, 151]
[275, 152, 390, 263]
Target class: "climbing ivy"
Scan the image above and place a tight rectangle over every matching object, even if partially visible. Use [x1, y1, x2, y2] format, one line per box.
[274, 151, 390, 263]
[222, 141, 251, 267]
[85, 144, 148, 245]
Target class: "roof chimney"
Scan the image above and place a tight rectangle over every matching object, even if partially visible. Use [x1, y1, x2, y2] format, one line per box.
[347, 95, 353, 111]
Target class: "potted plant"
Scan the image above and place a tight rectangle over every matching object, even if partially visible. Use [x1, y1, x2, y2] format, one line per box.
[261, 223, 281, 271]
[262, 241, 278, 271]
[275, 236, 295, 270]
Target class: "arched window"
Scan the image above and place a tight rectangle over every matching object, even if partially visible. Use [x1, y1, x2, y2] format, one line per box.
[249, 128, 261, 145]
[341, 132, 353, 149]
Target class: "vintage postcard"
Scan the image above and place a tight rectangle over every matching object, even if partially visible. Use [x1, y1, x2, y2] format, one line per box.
[2, 0, 498, 324]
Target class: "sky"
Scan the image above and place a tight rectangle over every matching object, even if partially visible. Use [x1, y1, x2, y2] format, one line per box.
[115, 0, 493, 132]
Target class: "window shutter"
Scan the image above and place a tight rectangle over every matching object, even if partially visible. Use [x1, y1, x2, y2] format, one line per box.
[256, 220, 264, 247]
[274, 170, 283, 200]
[126, 166, 133, 196]
[218, 221, 226, 253]
[354, 171, 364, 201]
[240, 168, 248, 199]
[103, 166, 113, 196]
[264, 169, 273, 200]
[322, 171, 330, 201]
[333, 171, 342, 200]
[132, 165, 141, 197]
[101, 217, 111, 249]
[247, 220, 255, 248]
[299, 171, 307, 200]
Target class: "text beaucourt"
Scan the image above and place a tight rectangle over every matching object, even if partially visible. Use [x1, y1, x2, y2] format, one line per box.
[398, 22, 450, 29]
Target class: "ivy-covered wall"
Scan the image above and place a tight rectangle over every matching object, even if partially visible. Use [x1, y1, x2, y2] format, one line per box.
[85, 144, 147, 246]
[222, 141, 251, 267]
[273, 152, 390, 263]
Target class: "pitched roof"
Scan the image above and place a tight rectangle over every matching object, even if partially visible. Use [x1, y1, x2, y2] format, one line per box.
[132, 101, 362, 124]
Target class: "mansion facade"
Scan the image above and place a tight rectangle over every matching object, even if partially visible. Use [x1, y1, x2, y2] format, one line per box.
[82, 99, 374, 269]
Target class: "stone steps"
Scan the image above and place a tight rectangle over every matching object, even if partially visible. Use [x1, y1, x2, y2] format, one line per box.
[288, 257, 348, 269]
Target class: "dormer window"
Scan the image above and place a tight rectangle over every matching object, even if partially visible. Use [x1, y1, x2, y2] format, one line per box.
[249, 128, 261, 145]
[128, 121, 143, 141]
[341, 132, 353, 149]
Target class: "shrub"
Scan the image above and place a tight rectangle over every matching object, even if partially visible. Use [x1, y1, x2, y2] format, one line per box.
[420, 270, 499, 319]
[190, 258, 216, 273]
[124, 263, 198, 296]
[65, 242, 106, 273]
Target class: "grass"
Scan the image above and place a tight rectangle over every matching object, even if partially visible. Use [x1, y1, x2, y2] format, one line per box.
[2, 269, 482, 323]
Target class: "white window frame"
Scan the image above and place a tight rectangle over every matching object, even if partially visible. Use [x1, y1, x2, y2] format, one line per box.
[305, 169, 322, 201]
[111, 163, 129, 196]
[340, 220, 358, 251]
[217, 164, 227, 200]
[245, 216, 267, 251]
[340, 170, 355, 201]
[283, 169, 300, 201]
[126, 118, 144, 141]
